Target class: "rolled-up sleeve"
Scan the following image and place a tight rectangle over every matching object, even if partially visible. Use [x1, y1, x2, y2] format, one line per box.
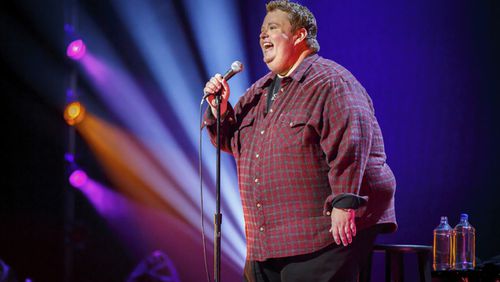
[320, 79, 373, 213]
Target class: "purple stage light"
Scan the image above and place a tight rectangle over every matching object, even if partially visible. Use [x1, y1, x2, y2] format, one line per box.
[69, 169, 88, 188]
[64, 153, 75, 163]
[66, 39, 87, 60]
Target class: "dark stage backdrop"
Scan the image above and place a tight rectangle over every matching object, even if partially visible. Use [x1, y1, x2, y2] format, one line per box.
[1, 0, 499, 281]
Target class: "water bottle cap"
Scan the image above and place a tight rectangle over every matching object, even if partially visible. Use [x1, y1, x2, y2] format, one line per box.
[460, 213, 468, 220]
[440, 216, 448, 222]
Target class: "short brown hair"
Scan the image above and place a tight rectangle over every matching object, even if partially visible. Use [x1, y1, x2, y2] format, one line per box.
[266, 0, 320, 52]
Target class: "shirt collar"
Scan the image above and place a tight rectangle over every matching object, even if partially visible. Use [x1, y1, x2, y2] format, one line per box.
[289, 53, 319, 82]
[256, 53, 319, 89]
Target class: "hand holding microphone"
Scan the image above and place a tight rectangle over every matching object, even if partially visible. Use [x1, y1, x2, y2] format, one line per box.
[203, 61, 243, 116]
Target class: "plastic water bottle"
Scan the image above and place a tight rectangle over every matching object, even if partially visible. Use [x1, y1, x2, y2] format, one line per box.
[452, 213, 476, 270]
[433, 216, 452, 271]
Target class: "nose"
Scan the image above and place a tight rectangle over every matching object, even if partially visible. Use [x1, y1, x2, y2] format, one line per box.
[260, 29, 268, 40]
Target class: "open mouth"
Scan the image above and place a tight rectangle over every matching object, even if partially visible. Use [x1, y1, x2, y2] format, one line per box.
[263, 42, 274, 51]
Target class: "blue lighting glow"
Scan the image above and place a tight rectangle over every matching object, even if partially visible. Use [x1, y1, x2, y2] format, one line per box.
[74, 3, 247, 269]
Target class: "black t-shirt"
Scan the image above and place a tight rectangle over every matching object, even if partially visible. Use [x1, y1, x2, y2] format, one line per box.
[266, 75, 282, 113]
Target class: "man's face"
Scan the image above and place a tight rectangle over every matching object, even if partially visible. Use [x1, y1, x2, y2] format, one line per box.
[260, 10, 299, 74]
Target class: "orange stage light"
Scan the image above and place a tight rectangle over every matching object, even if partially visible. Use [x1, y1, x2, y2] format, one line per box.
[64, 101, 86, 126]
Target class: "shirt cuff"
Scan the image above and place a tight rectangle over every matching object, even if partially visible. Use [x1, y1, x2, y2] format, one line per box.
[201, 103, 235, 129]
[323, 193, 368, 215]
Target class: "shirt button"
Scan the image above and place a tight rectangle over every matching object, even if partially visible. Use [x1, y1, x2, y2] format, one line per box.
[255, 153, 259, 158]
[254, 178, 259, 183]
[256, 203, 262, 208]
[269, 109, 273, 113]
[203, 121, 207, 125]
[260, 130, 265, 135]
[259, 226, 265, 232]
[289, 122, 294, 126]
[326, 211, 331, 216]
[280, 88, 284, 92]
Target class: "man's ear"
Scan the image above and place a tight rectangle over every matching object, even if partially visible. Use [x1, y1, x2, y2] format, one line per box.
[293, 27, 308, 45]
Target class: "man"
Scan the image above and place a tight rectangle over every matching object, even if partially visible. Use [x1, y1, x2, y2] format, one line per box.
[203, 1, 396, 281]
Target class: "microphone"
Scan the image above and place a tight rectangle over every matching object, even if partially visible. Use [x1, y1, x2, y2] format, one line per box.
[202, 61, 243, 99]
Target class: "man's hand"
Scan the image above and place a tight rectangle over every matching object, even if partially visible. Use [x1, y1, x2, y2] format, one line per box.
[329, 207, 356, 246]
[203, 73, 230, 116]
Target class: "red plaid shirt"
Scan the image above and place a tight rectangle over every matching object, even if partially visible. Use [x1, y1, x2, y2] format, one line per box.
[204, 54, 396, 261]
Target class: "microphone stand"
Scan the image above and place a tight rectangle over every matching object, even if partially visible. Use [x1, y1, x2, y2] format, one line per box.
[214, 94, 222, 282]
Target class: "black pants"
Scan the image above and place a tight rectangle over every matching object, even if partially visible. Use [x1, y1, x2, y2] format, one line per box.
[243, 225, 381, 282]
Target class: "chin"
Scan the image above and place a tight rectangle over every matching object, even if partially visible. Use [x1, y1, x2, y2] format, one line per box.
[263, 58, 274, 70]
[265, 62, 277, 72]
[263, 57, 276, 71]
[263, 54, 273, 63]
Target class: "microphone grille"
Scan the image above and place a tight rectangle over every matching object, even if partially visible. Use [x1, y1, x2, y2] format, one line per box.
[231, 61, 243, 73]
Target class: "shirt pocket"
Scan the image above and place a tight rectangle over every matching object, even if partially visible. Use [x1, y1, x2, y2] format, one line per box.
[276, 111, 317, 148]
[232, 115, 255, 156]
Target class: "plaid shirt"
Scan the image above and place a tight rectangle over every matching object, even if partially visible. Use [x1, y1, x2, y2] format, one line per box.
[204, 54, 396, 261]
